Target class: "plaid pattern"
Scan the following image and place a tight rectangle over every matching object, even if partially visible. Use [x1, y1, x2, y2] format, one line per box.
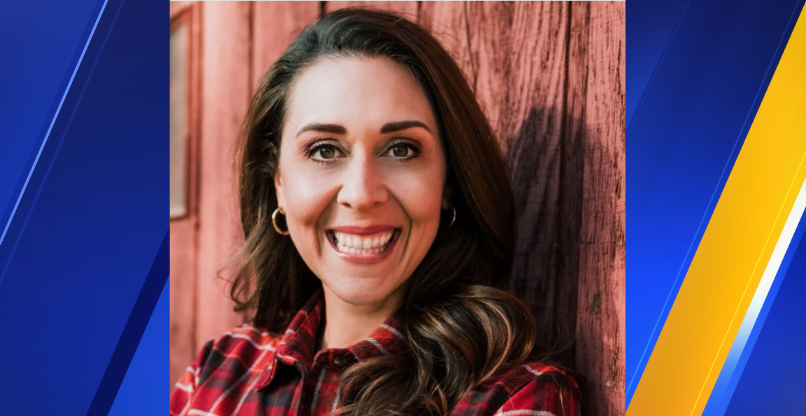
[171, 291, 581, 416]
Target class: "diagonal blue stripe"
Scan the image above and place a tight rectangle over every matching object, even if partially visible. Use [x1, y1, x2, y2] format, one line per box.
[108, 275, 169, 416]
[626, 0, 692, 133]
[0, 0, 108, 246]
[85, 230, 169, 416]
[0, 0, 124, 290]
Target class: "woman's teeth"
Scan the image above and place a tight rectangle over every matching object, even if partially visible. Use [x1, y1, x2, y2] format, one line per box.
[334, 231, 394, 254]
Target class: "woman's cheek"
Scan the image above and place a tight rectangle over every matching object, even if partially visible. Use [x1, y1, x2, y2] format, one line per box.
[386, 165, 444, 222]
[286, 170, 340, 224]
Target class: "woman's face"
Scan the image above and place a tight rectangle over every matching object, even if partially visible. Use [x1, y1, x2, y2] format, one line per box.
[275, 56, 447, 309]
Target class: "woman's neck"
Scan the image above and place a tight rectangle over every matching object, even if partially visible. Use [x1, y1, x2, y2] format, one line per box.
[319, 286, 403, 350]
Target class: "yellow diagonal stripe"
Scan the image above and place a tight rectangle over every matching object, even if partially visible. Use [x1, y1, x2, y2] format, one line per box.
[628, 12, 806, 416]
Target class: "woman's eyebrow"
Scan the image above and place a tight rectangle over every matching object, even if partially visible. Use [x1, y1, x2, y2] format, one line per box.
[380, 120, 431, 134]
[296, 123, 346, 137]
[295, 120, 432, 137]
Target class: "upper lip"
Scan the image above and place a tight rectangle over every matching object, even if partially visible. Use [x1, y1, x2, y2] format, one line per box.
[329, 225, 399, 235]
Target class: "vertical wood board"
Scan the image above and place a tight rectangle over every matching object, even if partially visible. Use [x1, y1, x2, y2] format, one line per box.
[195, 1, 252, 349]
[325, 1, 418, 18]
[574, 2, 626, 415]
[169, 2, 201, 391]
[420, 0, 579, 364]
[252, 2, 320, 89]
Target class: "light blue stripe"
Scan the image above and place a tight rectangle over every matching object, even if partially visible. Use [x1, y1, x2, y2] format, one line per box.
[0, 0, 109, 245]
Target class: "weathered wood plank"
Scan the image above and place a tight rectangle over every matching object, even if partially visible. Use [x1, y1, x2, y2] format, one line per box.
[195, 1, 251, 350]
[324, 1, 418, 18]
[573, 2, 626, 415]
[252, 2, 320, 89]
[420, 1, 578, 365]
[170, 221, 196, 389]
[169, 3, 201, 390]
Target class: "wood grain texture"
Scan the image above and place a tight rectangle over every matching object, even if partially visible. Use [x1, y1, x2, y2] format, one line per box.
[421, 3, 625, 414]
[169, 3, 201, 391]
[324, 1, 418, 18]
[170, 220, 196, 390]
[420, 0, 580, 363]
[573, 3, 626, 415]
[252, 2, 320, 89]
[195, 1, 251, 350]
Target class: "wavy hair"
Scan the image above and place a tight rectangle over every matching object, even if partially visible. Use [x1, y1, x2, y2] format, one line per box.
[231, 8, 541, 415]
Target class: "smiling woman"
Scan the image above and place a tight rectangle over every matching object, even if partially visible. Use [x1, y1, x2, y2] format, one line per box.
[170, 8, 580, 416]
[277, 57, 447, 326]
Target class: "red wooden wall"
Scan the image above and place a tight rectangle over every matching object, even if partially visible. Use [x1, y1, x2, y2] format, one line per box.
[169, 2, 625, 415]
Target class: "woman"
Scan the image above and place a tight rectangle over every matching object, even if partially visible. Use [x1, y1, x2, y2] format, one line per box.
[171, 8, 580, 416]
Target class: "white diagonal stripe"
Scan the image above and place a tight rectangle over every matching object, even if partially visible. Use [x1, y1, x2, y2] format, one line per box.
[239, 325, 269, 336]
[228, 362, 270, 416]
[331, 378, 343, 411]
[224, 332, 277, 351]
[712, 175, 806, 412]
[495, 410, 557, 416]
[522, 364, 544, 377]
[178, 400, 191, 416]
[206, 346, 273, 414]
[0, 0, 109, 246]
[174, 382, 194, 393]
[189, 410, 218, 416]
[381, 324, 407, 343]
[367, 338, 390, 356]
[311, 367, 328, 410]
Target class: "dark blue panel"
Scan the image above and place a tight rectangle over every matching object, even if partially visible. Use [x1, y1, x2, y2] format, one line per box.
[86, 231, 168, 416]
[108, 277, 169, 416]
[0, 0, 104, 244]
[724, 215, 806, 415]
[0, 0, 167, 414]
[626, 0, 803, 405]
[626, 0, 690, 127]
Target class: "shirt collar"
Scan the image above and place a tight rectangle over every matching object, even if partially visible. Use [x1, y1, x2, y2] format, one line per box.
[255, 290, 409, 390]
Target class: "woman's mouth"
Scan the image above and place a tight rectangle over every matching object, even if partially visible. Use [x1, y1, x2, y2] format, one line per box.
[326, 228, 401, 264]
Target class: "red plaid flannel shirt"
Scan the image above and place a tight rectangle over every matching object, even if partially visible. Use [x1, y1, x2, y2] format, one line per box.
[170, 291, 581, 416]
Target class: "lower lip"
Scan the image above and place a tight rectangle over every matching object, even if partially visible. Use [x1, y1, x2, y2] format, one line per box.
[328, 231, 399, 265]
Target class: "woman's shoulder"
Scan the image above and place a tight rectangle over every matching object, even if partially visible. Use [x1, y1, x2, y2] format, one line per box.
[202, 323, 282, 359]
[182, 324, 282, 384]
[171, 324, 282, 415]
[453, 362, 581, 416]
[494, 361, 579, 393]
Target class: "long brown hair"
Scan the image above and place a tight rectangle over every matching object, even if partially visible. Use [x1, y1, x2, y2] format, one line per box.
[232, 8, 540, 415]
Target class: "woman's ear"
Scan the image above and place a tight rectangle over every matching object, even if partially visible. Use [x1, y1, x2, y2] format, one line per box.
[441, 183, 452, 209]
[274, 170, 286, 208]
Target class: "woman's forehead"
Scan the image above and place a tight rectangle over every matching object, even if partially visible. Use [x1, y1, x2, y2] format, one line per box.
[283, 56, 438, 137]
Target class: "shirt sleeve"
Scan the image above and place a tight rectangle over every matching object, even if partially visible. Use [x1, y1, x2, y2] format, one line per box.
[493, 371, 581, 416]
[170, 341, 213, 416]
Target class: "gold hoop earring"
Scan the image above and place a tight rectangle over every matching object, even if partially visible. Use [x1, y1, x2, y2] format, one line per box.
[443, 206, 456, 229]
[272, 207, 290, 235]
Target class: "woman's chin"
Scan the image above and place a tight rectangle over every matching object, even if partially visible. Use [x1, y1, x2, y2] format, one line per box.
[324, 280, 402, 308]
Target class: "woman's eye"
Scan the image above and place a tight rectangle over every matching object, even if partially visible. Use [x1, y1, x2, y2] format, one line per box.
[386, 142, 419, 159]
[392, 144, 409, 157]
[318, 146, 336, 159]
[308, 143, 343, 162]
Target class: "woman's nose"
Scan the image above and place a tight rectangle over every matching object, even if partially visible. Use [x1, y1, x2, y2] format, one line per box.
[337, 157, 389, 211]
